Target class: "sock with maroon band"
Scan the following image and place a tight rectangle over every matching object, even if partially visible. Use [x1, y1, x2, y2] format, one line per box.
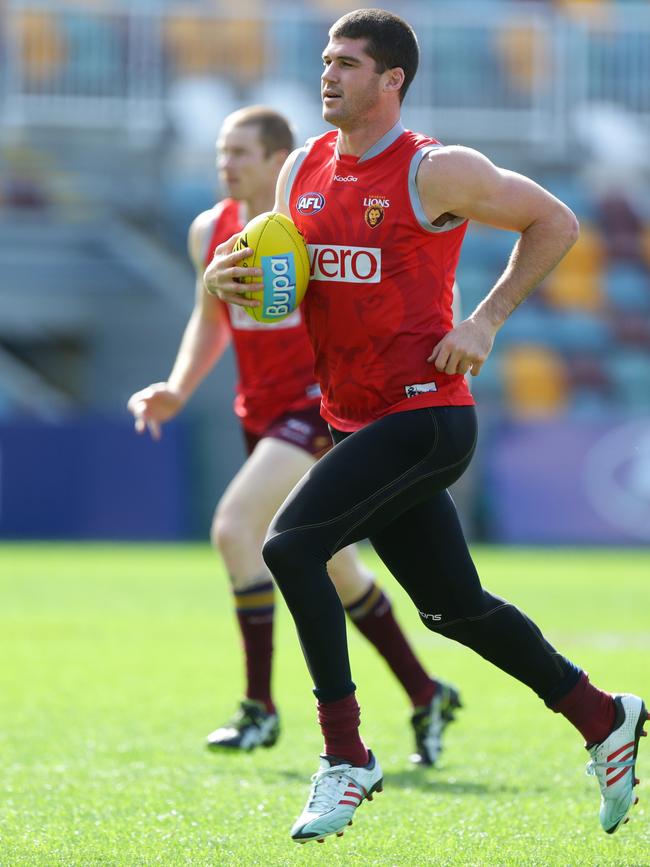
[234, 580, 276, 714]
[551, 671, 616, 745]
[318, 693, 369, 766]
[346, 584, 437, 709]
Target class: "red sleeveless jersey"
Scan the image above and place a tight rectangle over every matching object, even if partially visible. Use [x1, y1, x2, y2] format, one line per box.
[288, 124, 474, 432]
[204, 198, 320, 434]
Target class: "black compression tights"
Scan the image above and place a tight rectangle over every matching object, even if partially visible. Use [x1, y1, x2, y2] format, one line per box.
[262, 406, 580, 704]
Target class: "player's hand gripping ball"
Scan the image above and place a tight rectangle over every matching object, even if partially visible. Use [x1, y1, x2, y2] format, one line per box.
[233, 212, 310, 323]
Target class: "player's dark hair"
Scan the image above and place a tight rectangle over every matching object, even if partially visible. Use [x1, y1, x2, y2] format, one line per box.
[228, 105, 295, 157]
[329, 8, 419, 103]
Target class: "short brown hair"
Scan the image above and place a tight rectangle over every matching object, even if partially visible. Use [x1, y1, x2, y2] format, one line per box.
[224, 105, 294, 157]
[329, 9, 419, 103]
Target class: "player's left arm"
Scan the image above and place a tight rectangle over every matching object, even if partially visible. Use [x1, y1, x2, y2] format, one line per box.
[273, 148, 302, 217]
[417, 146, 579, 376]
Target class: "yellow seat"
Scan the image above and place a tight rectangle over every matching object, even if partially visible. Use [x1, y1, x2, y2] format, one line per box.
[495, 21, 550, 96]
[542, 222, 605, 311]
[164, 10, 264, 83]
[19, 11, 65, 85]
[554, 0, 612, 26]
[502, 345, 569, 420]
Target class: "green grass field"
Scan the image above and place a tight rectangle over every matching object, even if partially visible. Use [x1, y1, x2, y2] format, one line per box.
[2, 544, 649, 866]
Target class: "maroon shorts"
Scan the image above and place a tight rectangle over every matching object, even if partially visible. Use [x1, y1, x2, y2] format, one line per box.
[243, 404, 332, 459]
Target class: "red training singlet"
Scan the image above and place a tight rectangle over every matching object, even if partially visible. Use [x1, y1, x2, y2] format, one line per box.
[203, 198, 320, 435]
[288, 123, 475, 432]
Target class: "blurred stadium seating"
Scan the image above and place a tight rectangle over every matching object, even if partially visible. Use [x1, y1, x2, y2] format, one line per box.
[0, 0, 648, 542]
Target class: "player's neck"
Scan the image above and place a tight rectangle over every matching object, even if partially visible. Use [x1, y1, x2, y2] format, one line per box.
[335, 112, 402, 159]
[242, 192, 275, 220]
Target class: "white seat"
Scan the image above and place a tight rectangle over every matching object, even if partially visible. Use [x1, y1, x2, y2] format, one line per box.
[248, 79, 326, 146]
[167, 75, 239, 151]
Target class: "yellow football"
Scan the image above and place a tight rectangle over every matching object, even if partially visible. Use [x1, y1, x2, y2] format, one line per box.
[233, 212, 311, 323]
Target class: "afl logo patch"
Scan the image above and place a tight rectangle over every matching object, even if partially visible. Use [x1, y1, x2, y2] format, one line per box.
[297, 192, 325, 215]
[364, 204, 385, 228]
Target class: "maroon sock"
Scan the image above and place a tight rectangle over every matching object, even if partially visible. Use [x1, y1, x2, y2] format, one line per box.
[234, 580, 275, 714]
[318, 693, 369, 766]
[346, 584, 436, 708]
[551, 671, 616, 745]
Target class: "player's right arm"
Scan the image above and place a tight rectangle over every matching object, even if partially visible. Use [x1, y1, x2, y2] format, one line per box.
[203, 150, 300, 306]
[418, 146, 579, 378]
[127, 209, 232, 440]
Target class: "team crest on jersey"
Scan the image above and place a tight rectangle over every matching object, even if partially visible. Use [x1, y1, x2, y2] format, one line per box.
[297, 192, 325, 215]
[363, 195, 390, 228]
[364, 204, 385, 228]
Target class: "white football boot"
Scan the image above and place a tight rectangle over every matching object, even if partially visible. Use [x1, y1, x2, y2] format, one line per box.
[291, 751, 383, 843]
[586, 693, 648, 833]
[410, 681, 462, 766]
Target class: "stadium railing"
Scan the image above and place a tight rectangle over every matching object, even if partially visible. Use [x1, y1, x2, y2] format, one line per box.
[1, 2, 650, 154]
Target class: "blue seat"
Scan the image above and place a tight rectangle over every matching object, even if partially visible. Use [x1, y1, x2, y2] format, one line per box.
[604, 262, 650, 312]
[455, 265, 498, 314]
[536, 173, 597, 222]
[471, 354, 503, 404]
[604, 351, 650, 409]
[552, 311, 612, 353]
[569, 388, 613, 420]
[460, 225, 518, 270]
[497, 307, 561, 349]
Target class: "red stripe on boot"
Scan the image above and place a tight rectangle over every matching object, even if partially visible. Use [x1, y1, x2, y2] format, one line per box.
[608, 741, 635, 761]
[607, 767, 631, 787]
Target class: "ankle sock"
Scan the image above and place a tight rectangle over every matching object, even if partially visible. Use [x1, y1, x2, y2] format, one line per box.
[318, 692, 369, 766]
[551, 671, 616, 745]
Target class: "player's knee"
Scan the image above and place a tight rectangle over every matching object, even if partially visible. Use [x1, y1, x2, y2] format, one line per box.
[263, 530, 331, 598]
[209, 511, 220, 550]
[211, 508, 256, 561]
[210, 510, 231, 553]
[261, 532, 292, 579]
[262, 530, 315, 587]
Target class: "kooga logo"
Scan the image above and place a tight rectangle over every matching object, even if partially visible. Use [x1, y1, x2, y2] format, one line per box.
[308, 244, 381, 283]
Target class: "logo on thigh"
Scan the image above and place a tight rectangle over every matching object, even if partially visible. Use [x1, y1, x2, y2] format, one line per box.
[419, 610, 442, 622]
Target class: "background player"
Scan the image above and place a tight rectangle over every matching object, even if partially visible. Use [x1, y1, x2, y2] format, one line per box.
[205, 13, 648, 845]
[128, 105, 460, 764]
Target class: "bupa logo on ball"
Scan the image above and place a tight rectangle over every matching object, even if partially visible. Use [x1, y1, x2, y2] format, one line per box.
[296, 192, 325, 215]
[261, 253, 297, 318]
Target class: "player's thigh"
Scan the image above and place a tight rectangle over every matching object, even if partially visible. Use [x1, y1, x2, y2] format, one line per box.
[216, 436, 315, 532]
[269, 407, 477, 554]
[368, 490, 484, 617]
